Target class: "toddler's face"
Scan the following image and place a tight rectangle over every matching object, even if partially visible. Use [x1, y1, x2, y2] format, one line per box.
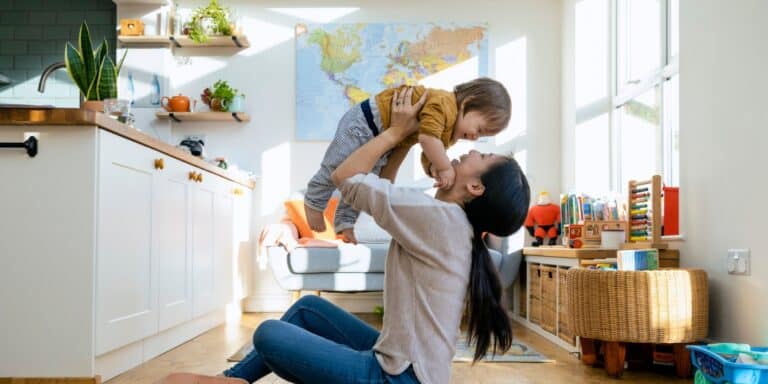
[453, 111, 493, 141]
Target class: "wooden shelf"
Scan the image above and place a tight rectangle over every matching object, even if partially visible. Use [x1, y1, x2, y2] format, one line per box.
[155, 111, 250, 123]
[118, 35, 172, 45]
[170, 35, 249, 48]
[113, 0, 166, 4]
[117, 35, 249, 49]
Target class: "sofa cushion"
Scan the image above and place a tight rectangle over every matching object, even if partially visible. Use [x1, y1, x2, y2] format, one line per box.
[288, 242, 389, 273]
[284, 198, 339, 240]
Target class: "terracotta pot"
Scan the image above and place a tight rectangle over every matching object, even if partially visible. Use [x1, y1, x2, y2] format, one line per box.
[81, 100, 104, 112]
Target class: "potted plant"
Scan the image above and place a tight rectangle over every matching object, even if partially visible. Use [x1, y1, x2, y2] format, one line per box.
[188, 0, 233, 44]
[65, 21, 126, 111]
[201, 80, 238, 112]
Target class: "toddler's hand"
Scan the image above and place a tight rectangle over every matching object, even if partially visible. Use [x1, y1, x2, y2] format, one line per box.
[434, 167, 455, 189]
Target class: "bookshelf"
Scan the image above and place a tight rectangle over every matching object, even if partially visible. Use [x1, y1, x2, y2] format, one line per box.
[117, 35, 250, 49]
[155, 112, 250, 123]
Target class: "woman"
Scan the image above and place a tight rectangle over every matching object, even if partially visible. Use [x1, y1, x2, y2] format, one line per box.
[174, 87, 530, 384]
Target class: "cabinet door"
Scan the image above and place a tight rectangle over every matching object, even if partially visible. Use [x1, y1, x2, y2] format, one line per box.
[96, 131, 158, 355]
[155, 157, 192, 331]
[214, 184, 235, 307]
[192, 174, 216, 317]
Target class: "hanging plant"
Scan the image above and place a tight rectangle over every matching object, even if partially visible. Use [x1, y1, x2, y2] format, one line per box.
[188, 0, 233, 44]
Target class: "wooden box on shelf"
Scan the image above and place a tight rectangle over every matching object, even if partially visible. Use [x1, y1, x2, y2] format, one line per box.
[557, 266, 576, 346]
[528, 263, 542, 325]
[119, 19, 144, 36]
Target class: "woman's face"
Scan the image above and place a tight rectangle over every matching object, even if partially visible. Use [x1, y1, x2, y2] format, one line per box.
[452, 150, 507, 183]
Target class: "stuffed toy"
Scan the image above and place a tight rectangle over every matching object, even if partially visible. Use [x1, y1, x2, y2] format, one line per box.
[525, 192, 561, 246]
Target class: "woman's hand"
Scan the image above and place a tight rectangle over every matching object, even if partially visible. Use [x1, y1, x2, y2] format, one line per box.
[389, 87, 427, 140]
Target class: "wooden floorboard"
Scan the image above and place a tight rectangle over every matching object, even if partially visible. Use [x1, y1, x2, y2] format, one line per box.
[105, 313, 690, 384]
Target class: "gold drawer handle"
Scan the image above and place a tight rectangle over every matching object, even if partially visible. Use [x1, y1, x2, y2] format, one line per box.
[188, 171, 198, 181]
[232, 188, 243, 196]
[154, 158, 164, 170]
[196, 173, 203, 182]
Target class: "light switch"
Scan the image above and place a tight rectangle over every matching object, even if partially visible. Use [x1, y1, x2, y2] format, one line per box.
[727, 249, 750, 275]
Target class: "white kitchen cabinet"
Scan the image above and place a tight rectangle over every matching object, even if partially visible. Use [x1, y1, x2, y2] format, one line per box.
[1, 119, 253, 380]
[96, 130, 159, 355]
[155, 156, 193, 332]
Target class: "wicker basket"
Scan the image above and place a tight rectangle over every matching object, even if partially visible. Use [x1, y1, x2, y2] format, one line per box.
[540, 265, 557, 333]
[566, 268, 708, 344]
[528, 263, 541, 325]
[558, 266, 575, 345]
[518, 264, 527, 317]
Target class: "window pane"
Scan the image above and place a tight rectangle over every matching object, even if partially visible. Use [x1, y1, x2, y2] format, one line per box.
[669, 0, 679, 58]
[576, 114, 610, 194]
[663, 75, 679, 186]
[619, 87, 660, 188]
[618, 0, 661, 86]
[575, 0, 609, 107]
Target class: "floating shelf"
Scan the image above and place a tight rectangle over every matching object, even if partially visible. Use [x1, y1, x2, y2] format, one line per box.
[113, 0, 166, 4]
[117, 34, 249, 49]
[118, 35, 172, 45]
[170, 35, 249, 48]
[155, 111, 250, 123]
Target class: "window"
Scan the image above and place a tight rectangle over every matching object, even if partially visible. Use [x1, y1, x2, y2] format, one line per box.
[574, 0, 679, 192]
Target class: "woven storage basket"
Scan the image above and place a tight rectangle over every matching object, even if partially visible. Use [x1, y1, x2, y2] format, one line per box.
[540, 265, 557, 333]
[558, 266, 576, 345]
[566, 268, 708, 343]
[529, 263, 542, 325]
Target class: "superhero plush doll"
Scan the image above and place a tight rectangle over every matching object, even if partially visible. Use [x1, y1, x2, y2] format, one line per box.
[525, 192, 561, 247]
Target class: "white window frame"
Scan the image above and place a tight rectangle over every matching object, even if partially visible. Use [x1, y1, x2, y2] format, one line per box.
[614, 0, 679, 190]
[575, 0, 679, 192]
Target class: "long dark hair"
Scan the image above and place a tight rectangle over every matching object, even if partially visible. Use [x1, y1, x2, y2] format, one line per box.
[463, 157, 530, 362]
[454, 77, 512, 133]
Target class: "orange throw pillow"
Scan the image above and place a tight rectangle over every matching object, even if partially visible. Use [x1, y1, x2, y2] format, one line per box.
[284, 198, 339, 240]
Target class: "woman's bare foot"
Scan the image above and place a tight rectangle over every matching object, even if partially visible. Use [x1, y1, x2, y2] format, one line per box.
[304, 203, 326, 232]
[162, 372, 247, 384]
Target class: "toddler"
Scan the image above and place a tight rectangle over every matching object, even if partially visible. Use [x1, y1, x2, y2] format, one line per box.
[304, 77, 512, 242]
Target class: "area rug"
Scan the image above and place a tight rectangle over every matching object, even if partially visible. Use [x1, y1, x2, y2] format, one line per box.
[228, 336, 552, 363]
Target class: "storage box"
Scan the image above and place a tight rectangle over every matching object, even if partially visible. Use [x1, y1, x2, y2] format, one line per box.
[528, 263, 541, 325]
[617, 248, 659, 270]
[688, 345, 768, 384]
[540, 265, 557, 333]
[120, 19, 145, 36]
[557, 266, 576, 345]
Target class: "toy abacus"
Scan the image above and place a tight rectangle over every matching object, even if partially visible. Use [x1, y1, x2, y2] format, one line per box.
[622, 175, 668, 249]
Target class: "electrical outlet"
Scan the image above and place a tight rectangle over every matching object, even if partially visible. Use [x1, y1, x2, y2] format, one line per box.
[727, 249, 750, 275]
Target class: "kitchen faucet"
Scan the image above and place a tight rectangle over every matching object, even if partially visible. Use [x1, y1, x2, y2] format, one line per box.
[37, 62, 66, 93]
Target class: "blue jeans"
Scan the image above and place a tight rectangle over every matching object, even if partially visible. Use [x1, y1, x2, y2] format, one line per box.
[224, 295, 420, 384]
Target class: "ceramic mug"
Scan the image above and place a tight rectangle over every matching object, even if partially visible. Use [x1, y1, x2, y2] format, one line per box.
[210, 98, 228, 112]
[228, 95, 245, 112]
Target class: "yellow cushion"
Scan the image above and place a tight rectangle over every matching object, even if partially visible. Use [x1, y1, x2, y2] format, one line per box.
[284, 198, 339, 240]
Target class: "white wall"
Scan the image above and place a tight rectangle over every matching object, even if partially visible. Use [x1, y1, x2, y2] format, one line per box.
[121, 0, 562, 310]
[680, 0, 768, 344]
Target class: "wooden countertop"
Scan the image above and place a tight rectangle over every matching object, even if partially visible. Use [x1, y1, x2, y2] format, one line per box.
[523, 246, 679, 259]
[0, 108, 255, 189]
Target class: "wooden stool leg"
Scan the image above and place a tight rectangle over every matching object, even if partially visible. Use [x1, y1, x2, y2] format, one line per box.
[604, 341, 626, 378]
[580, 338, 598, 366]
[673, 343, 692, 378]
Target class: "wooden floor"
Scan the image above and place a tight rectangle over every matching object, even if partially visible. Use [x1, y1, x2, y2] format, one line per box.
[106, 313, 690, 384]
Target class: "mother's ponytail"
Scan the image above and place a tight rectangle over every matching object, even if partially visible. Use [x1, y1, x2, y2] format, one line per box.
[464, 158, 530, 362]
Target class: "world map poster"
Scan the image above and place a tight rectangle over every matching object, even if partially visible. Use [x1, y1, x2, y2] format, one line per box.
[296, 23, 488, 141]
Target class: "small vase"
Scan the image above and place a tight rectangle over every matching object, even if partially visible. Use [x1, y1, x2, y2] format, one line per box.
[81, 100, 104, 112]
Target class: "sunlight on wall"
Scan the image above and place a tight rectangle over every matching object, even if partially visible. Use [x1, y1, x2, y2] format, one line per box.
[575, 114, 610, 193]
[510, 149, 528, 248]
[239, 17, 295, 56]
[260, 142, 292, 217]
[267, 8, 360, 23]
[575, 0, 608, 108]
[494, 37, 527, 146]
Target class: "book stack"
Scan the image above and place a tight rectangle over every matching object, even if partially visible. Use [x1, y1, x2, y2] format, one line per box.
[617, 249, 659, 270]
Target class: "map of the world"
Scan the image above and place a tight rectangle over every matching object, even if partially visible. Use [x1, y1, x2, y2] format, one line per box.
[296, 23, 488, 140]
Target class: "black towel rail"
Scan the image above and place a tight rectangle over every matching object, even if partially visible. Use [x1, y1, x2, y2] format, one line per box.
[0, 136, 38, 157]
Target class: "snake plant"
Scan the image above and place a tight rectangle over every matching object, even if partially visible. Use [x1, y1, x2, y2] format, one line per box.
[65, 21, 126, 101]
